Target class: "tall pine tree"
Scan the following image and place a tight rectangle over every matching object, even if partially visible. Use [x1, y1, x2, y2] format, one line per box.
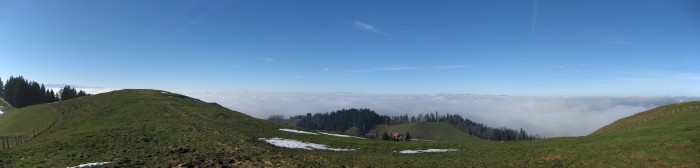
[0, 77, 3, 96]
[1, 76, 90, 107]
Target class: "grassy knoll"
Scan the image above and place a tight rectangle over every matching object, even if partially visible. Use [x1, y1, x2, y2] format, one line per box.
[367, 122, 481, 143]
[0, 89, 698, 167]
[0, 102, 57, 136]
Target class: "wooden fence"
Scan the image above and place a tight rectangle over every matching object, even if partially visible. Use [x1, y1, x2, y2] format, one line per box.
[0, 135, 29, 150]
[0, 105, 64, 150]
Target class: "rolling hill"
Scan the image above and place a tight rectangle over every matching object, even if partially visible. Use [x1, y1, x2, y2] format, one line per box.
[367, 122, 481, 143]
[0, 89, 698, 167]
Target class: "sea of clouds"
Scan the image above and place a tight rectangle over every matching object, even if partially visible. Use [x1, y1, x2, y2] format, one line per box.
[177, 90, 698, 137]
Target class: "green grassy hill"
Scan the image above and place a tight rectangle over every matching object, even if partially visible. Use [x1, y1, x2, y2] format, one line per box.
[0, 102, 57, 136]
[0, 89, 698, 167]
[367, 122, 481, 143]
[591, 101, 700, 136]
[0, 90, 298, 167]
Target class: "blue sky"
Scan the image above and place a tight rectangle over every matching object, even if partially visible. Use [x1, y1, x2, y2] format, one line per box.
[1, 0, 698, 96]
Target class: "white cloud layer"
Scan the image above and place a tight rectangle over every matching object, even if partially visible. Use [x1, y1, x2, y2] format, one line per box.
[178, 90, 699, 137]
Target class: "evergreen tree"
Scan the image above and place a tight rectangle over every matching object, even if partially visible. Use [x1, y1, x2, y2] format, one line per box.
[3, 76, 17, 106]
[405, 131, 412, 141]
[11, 78, 28, 107]
[60, 85, 79, 101]
[0, 76, 79, 107]
[382, 132, 389, 140]
[48, 90, 57, 102]
[0, 77, 3, 96]
[78, 90, 87, 97]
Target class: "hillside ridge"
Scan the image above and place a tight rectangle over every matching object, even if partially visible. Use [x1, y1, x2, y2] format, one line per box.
[591, 101, 700, 136]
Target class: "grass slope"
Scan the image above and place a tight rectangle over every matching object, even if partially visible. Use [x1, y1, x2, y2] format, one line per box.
[367, 122, 481, 143]
[591, 101, 700, 136]
[0, 90, 294, 167]
[0, 90, 698, 167]
[0, 103, 57, 136]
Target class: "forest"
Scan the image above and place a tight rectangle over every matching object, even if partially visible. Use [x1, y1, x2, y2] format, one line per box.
[287, 109, 541, 141]
[1, 76, 90, 108]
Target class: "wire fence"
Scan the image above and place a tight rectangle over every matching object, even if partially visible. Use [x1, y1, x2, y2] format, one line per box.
[0, 105, 64, 150]
[623, 105, 698, 130]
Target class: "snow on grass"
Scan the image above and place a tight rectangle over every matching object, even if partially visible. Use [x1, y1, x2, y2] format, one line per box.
[278, 129, 368, 139]
[259, 138, 355, 151]
[1, 98, 9, 105]
[278, 128, 318, 135]
[397, 149, 458, 154]
[67, 162, 111, 168]
[0, 106, 3, 115]
[319, 132, 366, 139]
[410, 138, 433, 142]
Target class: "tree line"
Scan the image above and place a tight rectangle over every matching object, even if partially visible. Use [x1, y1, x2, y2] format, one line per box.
[1, 76, 90, 108]
[290, 108, 388, 136]
[284, 109, 542, 141]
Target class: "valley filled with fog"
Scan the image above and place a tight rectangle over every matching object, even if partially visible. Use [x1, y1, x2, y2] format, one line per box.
[181, 90, 697, 137]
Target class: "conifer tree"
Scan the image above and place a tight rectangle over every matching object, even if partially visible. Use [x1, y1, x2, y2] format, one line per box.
[3, 76, 17, 106]
[0, 77, 3, 96]
[60, 85, 79, 101]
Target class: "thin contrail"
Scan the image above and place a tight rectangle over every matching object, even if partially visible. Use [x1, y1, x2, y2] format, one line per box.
[531, 0, 539, 36]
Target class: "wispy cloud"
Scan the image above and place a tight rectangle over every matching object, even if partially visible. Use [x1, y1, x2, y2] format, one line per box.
[351, 20, 386, 35]
[339, 65, 465, 74]
[546, 64, 592, 69]
[600, 41, 631, 45]
[618, 71, 700, 83]
[174, 0, 226, 34]
[433, 65, 465, 69]
[264, 58, 274, 62]
[342, 66, 418, 74]
[375, 67, 418, 71]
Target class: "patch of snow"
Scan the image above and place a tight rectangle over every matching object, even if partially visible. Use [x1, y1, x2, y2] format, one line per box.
[0, 98, 9, 105]
[259, 138, 355, 151]
[397, 149, 458, 154]
[279, 128, 318, 135]
[67, 162, 111, 168]
[410, 138, 433, 142]
[319, 132, 366, 139]
[161, 91, 169, 94]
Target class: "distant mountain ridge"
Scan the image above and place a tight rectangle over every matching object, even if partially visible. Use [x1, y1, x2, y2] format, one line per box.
[43, 84, 102, 89]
